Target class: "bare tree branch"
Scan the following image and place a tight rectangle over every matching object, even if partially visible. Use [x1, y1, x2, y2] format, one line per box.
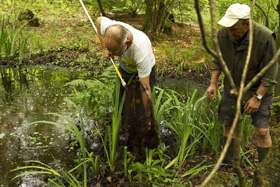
[194, 0, 237, 97]
[198, 1, 260, 186]
[197, 1, 242, 185]
[273, 96, 280, 102]
[243, 49, 280, 93]
[251, 0, 269, 27]
[197, 1, 279, 186]
[232, 3, 256, 186]
[194, 0, 217, 58]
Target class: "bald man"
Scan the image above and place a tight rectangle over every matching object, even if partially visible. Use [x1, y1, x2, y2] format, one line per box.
[96, 16, 156, 112]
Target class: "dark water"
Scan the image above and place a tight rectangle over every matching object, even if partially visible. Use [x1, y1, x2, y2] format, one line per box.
[0, 66, 208, 186]
[156, 76, 208, 99]
[0, 66, 92, 186]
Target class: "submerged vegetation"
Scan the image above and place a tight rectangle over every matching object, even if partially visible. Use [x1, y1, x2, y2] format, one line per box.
[1, 0, 279, 186]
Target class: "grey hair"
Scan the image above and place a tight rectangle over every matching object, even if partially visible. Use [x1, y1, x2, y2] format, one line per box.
[104, 24, 128, 45]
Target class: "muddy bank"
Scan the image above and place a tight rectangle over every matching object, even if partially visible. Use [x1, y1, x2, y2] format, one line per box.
[0, 50, 212, 90]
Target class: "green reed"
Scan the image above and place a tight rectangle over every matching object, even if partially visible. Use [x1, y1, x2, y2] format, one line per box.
[241, 113, 255, 149]
[18, 31, 29, 64]
[164, 89, 206, 169]
[66, 69, 123, 172]
[124, 146, 128, 177]
[10, 157, 82, 187]
[153, 87, 176, 125]
[0, 16, 29, 65]
[102, 79, 125, 171]
[197, 90, 222, 158]
[153, 87, 223, 170]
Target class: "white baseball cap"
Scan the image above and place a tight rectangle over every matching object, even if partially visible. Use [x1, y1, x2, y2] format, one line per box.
[218, 3, 250, 27]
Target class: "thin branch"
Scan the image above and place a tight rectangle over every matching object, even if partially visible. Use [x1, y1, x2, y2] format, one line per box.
[272, 0, 277, 11]
[194, 0, 237, 96]
[200, 102, 241, 187]
[199, 2, 241, 186]
[244, 48, 280, 93]
[199, 1, 255, 186]
[232, 2, 256, 186]
[251, 0, 269, 27]
[273, 96, 280, 102]
[194, 0, 217, 58]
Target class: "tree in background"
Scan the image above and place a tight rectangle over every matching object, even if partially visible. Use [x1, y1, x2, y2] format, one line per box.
[96, 0, 106, 16]
[142, 0, 175, 35]
[274, 1, 280, 105]
[129, 0, 145, 16]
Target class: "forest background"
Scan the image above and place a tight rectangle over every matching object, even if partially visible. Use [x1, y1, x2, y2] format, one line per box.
[1, 0, 280, 186]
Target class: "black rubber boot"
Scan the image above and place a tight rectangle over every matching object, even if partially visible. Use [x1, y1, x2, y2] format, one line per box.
[257, 146, 270, 163]
[222, 136, 235, 164]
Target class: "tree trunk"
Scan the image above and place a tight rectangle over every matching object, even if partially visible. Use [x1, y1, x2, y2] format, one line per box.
[253, 126, 280, 186]
[275, 1, 280, 95]
[142, 0, 175, 35]
[277, 1, 280, 49]
[142, 0, 152, 32]
[233, 114, 245, 187]
[96, 0, 106, 16]
[274, 0, 280, 115]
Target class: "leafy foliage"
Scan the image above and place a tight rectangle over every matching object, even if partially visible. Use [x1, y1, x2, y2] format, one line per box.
[65, 66, 116, 125]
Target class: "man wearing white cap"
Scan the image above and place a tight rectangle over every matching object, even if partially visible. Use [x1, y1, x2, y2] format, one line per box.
[206, 3, 278, 163]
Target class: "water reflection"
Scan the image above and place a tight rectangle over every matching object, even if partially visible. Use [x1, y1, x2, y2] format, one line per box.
[0, 66, 92, 186]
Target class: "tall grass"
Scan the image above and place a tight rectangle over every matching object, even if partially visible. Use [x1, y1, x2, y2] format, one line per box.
[18, 31, 29, 64]
[154, 88, 224, 170]
[67, 77, 124, 172]
[103, 79, 125, 171]
[0, 16, 29, 64]
[9, 157, 83, 187]
[161, 89, 205, 169]
[66, 67, 123, 171]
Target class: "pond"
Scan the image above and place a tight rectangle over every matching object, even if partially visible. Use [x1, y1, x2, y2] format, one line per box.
[0, 65, 208, 186]
[0, 66, 93, 186]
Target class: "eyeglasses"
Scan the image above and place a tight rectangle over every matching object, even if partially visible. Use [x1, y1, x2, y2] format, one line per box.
[109, 44, 127, 56]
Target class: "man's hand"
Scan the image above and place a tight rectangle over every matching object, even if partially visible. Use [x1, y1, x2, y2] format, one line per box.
[207, 69, 221, 102]
[103, 49, 116, 60]
[207, 84, 217, 102]
[103, 49, 111, 59]
[244, 96, 261, 114]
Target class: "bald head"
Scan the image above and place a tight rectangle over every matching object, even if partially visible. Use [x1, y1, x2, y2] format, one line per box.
[104, 24, 128, 45]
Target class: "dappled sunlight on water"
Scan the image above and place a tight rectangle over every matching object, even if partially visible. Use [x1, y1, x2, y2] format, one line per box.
[0, 66, 92, 186]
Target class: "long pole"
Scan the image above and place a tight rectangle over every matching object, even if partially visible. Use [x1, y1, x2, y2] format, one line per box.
[78, 0, 126, 87]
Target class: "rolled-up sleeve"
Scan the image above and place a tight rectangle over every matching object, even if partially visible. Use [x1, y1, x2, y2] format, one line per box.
[212, 57, 222, 70]
[260, 35, 278, 87]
